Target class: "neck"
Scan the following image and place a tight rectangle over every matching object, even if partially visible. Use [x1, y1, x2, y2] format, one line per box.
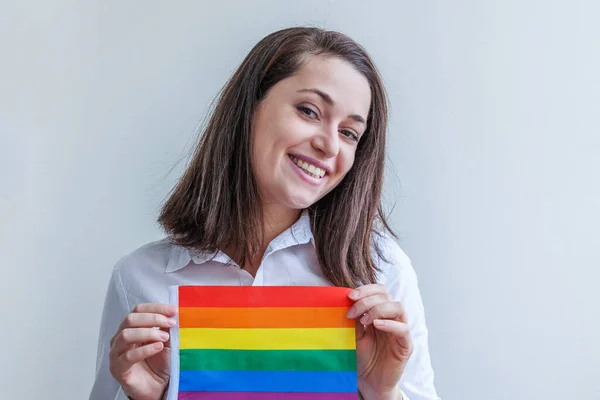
[261, 204, 302, 248]
[224, 205, 302, 276]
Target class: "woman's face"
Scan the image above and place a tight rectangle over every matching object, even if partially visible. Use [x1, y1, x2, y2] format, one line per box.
[251, 55, 371, 213]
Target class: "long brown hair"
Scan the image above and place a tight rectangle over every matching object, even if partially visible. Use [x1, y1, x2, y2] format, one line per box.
[158, 27, 395, 288]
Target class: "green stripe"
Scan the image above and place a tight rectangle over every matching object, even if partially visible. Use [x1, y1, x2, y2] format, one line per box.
[180, 349, 356, 372]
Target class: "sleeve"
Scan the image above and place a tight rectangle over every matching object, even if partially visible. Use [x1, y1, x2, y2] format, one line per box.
[89, 262, 132, 400]
[377, 237, 441, 400]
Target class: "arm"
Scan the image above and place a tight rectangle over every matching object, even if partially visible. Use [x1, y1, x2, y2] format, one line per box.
[380, 240, 440, 400]
[89, 264, 131, 400]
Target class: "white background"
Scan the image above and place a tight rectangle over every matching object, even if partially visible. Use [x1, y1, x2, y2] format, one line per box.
[1, 1, 599, 399]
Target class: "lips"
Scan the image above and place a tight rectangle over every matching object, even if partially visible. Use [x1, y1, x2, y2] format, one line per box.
[288, 155, 326, 179]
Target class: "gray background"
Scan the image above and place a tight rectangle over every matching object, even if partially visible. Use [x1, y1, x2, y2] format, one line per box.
[1, 1, 599, 399]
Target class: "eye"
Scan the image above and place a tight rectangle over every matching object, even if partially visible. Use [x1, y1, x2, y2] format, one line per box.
[297, 105, 318, 119]
[340, 129, 359, 142]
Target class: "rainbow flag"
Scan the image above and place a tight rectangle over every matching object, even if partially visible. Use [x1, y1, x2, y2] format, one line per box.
[167, 286, 358, 400]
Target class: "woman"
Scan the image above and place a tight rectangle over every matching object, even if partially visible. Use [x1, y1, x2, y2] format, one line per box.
[90, 27, 440, 400]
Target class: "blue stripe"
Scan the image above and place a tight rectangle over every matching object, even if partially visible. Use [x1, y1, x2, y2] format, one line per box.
[178, 370, 358, 392]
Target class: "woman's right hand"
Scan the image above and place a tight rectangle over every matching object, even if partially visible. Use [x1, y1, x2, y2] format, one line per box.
[109, 303, 177, 400]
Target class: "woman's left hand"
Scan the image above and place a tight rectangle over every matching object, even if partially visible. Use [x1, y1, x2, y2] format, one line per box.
[347, 284, 413, 400]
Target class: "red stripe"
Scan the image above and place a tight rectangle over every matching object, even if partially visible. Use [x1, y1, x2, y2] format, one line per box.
[178, 392, 358, 400]
[178, 286, 353, 308]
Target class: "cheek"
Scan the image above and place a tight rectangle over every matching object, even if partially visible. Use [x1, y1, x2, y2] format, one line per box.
[278, 117, 310, 147]
[251, 134, 274, 185]
[338, 148, 357, 175]
[328, 148, 356, 188]
[258, 115, 299, 155]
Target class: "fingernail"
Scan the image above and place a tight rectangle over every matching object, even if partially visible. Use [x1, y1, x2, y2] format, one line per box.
[167, 318, 176, 327]
[159, 331, 169, 341]
[154, 342, 163, 350]
[360, 314, 369, 325]
[346, 308, 356, 318]
[349, 290, 359, 299]
[374, 319, 385, 327]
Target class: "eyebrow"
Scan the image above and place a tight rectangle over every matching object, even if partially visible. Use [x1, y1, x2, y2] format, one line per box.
[296, 88, 366, 125]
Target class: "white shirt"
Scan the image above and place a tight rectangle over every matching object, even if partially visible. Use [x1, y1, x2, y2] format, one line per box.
[89, 211, 440, 400]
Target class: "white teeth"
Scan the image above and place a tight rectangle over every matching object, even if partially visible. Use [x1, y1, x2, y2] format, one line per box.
[289, 156, 326, 178]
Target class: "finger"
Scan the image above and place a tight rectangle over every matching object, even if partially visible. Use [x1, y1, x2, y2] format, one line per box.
[348, 284, 389, 301]
[373, 319, 412, 351]
[346, 294, 389, 319]
[111, 313, 175, 347]
[354, 319, 371, 342]
[132, 303, 177, 316]
[120, 312, 177, 331]
[359, 301, 406, 325]
[110, 328, 169, 358]
[112, 342, 165, 377]
[159, 327, 172, 348]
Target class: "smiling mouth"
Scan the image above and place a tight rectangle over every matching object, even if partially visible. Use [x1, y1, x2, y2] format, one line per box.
[288, 155, 327, 179]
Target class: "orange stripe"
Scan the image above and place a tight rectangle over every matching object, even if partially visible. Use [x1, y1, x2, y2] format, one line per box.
[179, 307, 354, 328]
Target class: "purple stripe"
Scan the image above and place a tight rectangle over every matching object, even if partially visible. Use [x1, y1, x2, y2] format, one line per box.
[178, 393, 358, 400]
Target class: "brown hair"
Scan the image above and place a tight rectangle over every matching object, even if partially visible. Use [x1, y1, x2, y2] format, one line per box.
[158, 27, 395, 288]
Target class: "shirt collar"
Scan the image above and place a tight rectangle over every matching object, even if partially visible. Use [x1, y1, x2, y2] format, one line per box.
[165, 209, 314, 273]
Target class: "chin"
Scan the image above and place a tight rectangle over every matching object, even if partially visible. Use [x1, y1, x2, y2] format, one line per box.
[286, 199, 317, 210]
[283, 193, 320, 210]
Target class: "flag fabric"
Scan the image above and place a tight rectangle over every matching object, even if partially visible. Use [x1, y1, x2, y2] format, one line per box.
[166, 286, 358, 400]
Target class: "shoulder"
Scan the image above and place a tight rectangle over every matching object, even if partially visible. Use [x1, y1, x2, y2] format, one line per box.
[110, 238, 175, 305]
[371, 231, 428, 326]
[113, 237, 173, 276]
[371, 231, 419, 295]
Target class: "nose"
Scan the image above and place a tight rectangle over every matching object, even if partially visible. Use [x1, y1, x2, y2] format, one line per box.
[311, 123, 340, 158]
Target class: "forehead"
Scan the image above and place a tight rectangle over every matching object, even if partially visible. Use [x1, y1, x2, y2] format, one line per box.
[278, 55, 372, 118]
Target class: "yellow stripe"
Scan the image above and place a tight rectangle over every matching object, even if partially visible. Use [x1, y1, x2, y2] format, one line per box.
[179, 328, 356, 350]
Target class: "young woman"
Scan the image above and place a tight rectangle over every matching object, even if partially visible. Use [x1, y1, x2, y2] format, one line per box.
[89, 27, 440, 400]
